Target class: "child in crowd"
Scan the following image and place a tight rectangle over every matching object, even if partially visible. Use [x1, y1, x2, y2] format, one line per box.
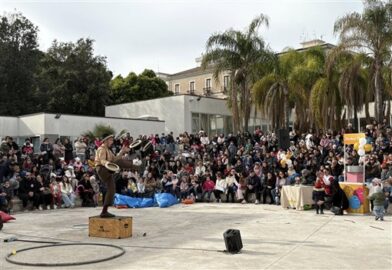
[179, 177, 190, 200]
[368, 184, 386, 221]
[137, 178, 145, 196]
[50, 176, 62, 209]
[313, 171, 325, 214]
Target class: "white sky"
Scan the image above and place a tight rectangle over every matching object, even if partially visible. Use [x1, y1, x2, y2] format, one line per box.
[0, 0, 363, 76]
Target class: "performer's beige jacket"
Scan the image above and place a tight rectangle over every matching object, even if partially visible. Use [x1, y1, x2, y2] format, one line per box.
[95, 144, 123, 167]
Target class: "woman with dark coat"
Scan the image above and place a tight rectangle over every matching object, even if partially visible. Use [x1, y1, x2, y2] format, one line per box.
[63, 138, 74, 163]
[331, 179, 349, 215]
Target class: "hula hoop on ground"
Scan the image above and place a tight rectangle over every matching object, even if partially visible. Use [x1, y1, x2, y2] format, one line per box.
[6, 243, 126, 267]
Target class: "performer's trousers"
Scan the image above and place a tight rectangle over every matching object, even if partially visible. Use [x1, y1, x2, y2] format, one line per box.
[96, 159, 137, 207]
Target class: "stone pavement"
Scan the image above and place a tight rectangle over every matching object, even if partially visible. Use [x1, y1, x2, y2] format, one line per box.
[0, 203, 391, 270]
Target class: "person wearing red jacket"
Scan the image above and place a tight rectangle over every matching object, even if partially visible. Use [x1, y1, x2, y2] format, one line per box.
[201, 176, 215, 202]
[313, 171, 326, 214]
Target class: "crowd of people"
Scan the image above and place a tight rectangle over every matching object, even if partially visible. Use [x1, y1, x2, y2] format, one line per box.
[0, 120, 391, 220]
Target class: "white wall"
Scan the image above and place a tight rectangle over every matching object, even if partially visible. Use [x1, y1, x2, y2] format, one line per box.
[105, 95, 186, 136]
[18, 114, 46, 136]
[105, 95, 271, 135]
[0, 116, 19, 137]
[42, 114, 165, 138]
[1, 113, 165, 145]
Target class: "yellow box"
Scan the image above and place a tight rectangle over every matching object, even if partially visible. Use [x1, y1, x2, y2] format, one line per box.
[339, 182, 369, 214]
[89, 216, 132, 239]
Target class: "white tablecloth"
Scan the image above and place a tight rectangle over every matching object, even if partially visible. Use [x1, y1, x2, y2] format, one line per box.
[281, 186, 314, 210]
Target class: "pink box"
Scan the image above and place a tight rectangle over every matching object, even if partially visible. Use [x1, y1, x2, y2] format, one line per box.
[346, 172, 364, 183]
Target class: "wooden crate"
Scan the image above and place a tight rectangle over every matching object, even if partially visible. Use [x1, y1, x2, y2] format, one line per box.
[89, 216, 132, 239]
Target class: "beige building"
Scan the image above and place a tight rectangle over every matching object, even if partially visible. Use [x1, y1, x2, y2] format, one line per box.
[158, 60, 230, 99]
[159, 39, 335, 99]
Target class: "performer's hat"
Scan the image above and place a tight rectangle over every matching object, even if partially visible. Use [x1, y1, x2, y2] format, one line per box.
[101, 133, 114, 142]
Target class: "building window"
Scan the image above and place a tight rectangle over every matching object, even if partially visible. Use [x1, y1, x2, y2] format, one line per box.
[174, 84, 180, 95]
[204, 78, 212, 95]
[189, 81, 195, 95]
[206, 78, 211, 89]
[223, 76, 229, 92]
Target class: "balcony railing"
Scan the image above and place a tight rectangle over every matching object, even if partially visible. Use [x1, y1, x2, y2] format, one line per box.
[203, 87, 212, 96]
[188, 89, 196, 95]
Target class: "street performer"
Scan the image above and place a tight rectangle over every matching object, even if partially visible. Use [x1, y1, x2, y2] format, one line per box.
[95, 133, 138, 218]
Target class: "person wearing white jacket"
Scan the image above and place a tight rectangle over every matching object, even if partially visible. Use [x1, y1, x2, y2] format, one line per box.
[225, 169, 239, 202]
[195, 161, 206, 177]
[213, 172, 226, 203]
[60, 176, 75, 208]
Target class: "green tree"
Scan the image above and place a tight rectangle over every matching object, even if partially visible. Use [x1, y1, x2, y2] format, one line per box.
[82, 124, 116, 141]
[334, 0, 392, 123]
[201, 14, 273, 133]
[0, 12, 41, 115]
[327, 49, 370, 131]
[253, 47, 328, 132]
[36, 38, 112, 116]
[108, 69, 172, 105]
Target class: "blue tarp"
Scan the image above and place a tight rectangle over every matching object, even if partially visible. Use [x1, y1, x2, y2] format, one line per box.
[114, 193, 178, 208]
[154, 193, 178, 208]
[114, 194, 155, 208]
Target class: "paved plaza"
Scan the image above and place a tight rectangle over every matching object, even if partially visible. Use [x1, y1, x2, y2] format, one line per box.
[0, 204, 391, 270]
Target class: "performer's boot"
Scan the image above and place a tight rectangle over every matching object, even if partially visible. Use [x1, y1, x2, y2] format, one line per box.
[315, 204, 319, 214]
[320, 204, 324, 214]
[100, 205, 115, 218]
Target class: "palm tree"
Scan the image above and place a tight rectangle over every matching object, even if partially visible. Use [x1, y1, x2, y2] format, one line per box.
[334, 51, 369, 131]
[252, 50, 299, 130]
[201, 14, 273, 133]
[334, 0, 392, 123]
[82, 124, 116, 141]
[253, 47, 327, 132]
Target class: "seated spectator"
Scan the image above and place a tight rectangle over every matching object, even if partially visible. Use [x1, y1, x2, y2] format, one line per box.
[188, 176, 201, 200]
[243, 171, 261, 204]
[179, 176, 190, 200]
[144, 176, 158, 198]
[116, 172, 130, 196]
[77, 173, 95, 207]
[213, 172, 226, 203]
[90, 175, 100, 206]
[365, 156, 381, 182]
[0, 180, 13, 213]
[137, 178, 145, 196]
[50, 176, 62, 209]
[18, 172, 40, 210]
[225, 169, 238, 203]
[60, 176, 75, 208]
[263, 172, 276, 204]
[272, 171, 289, 205]
[161, 171, 173, 193]
[36, 175, 53, 210]
[194, 161, 206, 177]
[201, 175, 215, 202]
[236, 175, 247, 202]
[22, 157, 34, 171]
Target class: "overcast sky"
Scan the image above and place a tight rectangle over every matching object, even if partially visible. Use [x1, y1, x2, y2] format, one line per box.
[0, 0, 363, 76]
